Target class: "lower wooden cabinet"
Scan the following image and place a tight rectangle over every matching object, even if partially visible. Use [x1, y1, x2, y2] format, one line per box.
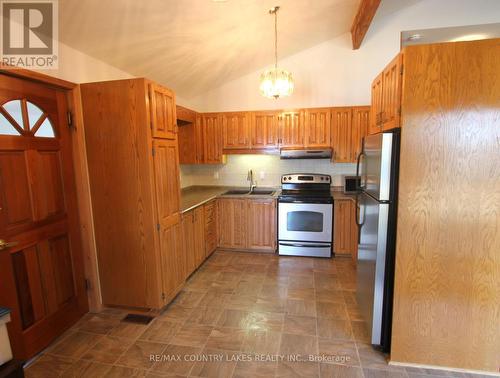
[218, 198, 277, 252]
[334, 199, 359, 260]
[204, 200, 217, 257]
[182, 206, 206, 277]
[159, 221, 185, 303]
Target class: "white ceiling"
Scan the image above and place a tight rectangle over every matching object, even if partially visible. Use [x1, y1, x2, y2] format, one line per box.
[59, 0, 360, 98]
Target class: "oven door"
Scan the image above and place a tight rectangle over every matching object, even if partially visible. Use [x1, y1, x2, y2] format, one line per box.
[278, 202, 333, 242]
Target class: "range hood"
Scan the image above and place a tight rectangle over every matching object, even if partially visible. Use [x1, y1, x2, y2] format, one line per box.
[280, 149, 332, 160]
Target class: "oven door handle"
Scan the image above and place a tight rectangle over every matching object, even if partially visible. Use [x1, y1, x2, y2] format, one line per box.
[279, 242, 330, 248]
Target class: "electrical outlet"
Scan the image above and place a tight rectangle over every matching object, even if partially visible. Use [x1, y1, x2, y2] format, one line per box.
[259, 171, 265, 180]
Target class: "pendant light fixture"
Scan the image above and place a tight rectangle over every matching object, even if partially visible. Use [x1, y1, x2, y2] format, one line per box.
[259, 6, 294, 99]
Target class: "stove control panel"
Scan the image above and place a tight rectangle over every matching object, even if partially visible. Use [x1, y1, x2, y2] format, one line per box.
[281, 174, 331, 184]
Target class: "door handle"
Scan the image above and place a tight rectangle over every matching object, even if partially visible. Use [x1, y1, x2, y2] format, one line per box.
[0, 239, 18, 251]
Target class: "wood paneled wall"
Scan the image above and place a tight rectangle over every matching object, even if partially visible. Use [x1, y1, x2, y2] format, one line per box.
[391, 39, 500, 373]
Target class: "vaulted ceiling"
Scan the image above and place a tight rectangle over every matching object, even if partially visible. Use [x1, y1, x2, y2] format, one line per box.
[59, 0, 360, 99]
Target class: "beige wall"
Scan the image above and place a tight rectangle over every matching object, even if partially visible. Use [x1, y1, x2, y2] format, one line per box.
[180, 155, 356, 189]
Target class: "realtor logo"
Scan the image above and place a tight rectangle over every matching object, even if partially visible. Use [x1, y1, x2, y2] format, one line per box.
[0, 0, 58, 69]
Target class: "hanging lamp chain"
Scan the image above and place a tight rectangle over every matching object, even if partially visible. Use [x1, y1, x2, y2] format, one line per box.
[274, 7, 278, 71]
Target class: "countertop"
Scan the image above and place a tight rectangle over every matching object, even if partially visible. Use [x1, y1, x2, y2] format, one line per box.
[180, 186, 279, 213]
[181, 185, 355, 213]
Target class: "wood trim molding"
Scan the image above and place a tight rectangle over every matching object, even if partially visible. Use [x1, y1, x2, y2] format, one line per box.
[67, 85, 102, 312]
[351, 0, 381, 50]
[0, 66, 76, 90]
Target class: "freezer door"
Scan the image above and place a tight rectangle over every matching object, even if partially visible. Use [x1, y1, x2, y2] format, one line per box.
[356, 192, 389, 346]
[362, 133, 394, 202]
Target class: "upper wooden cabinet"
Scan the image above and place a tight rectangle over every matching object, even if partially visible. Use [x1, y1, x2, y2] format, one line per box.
[351, 106, 370, 161]
[81, 78, 183, 310]
[279, 111, 305, 148]
[149, 83, 177, 139]
[304, 108, 331, 148]
[370, 53, 403, 134]
[222, 112, 251, 150]
[201, 114, 224, 164]
[331, 107, 352, 162]
[251, 111, 279, 149]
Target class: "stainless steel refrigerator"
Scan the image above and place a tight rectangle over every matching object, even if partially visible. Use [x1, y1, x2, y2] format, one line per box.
[355, 129, 400, 353]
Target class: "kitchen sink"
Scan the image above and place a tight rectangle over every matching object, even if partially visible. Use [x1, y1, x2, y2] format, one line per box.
[249, 189, 275, 195]
[222, 189, 250, 195]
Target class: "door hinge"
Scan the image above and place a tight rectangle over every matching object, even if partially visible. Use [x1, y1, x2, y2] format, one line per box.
[67, 111, 74, 129]
[152, 147, 155, 156]
[85, 278, 91, 291]
[157, 223, 160, 231]
[398, 106, 402, 115]
[161, 292, 166, 300]
[400, 65, 404, 75]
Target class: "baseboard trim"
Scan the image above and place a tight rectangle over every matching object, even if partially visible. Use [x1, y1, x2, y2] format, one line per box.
[389, 360, 500, 376]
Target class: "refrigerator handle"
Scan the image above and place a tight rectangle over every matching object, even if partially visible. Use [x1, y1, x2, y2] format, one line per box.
[356, 151, 366, 190]
[355, 195, 365, 227]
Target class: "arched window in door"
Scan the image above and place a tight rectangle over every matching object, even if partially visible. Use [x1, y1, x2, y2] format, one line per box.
[0, 99, 56, 137]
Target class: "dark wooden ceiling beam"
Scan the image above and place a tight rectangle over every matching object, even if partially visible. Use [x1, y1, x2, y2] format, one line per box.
[351, 0, 381, 50]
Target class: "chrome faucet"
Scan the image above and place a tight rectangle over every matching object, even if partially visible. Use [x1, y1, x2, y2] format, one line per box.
[247, 169, 256, 192]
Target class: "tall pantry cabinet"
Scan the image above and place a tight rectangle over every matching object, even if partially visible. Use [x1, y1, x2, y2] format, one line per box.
[81, 78, 183, 310]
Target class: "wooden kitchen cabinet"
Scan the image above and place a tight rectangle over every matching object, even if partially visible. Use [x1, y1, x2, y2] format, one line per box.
[250, 111, 279, 149]
[304, 108, 331, 148]
[149, 83, 177, 139]
[217, 198, 276, 252]
[182, 211, 196, 277]
[279, 111, 305, 148]
[193, 206, 205, 266]
[177, 105, 199, 164]
[204, 200, 217, 257]
[247, 199, 277, 252]
[159, 222, 184, 303]
[369, 53, 403, 134]
[81, 78, 182, 310]
[218, 198, 247, 249]
[202, 114, 224, 164]
[222, 112, 251, 150]
[334, 199, 358, 259]
[331, 107, 352, 162]
[351, 106, 370, 161]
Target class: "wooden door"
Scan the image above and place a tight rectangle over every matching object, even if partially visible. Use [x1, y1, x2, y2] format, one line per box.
[159, 221, 184, 305]
[381, 53, 403, 131]
[202, 114, 223, 164]
[334, 199, 353, 255]
[182, 211, 196, 277]
[251, 111, 279, 149]
[193, 206, 205, 266]
[351, 107, 370, 162]
[149, 83, 177, 139]
[153, 139, 180, 229]
[195, 116, 205, 163]
[222, 112, 250, 150]
[247, 199, 276, 252]
[369, 72, 383, 135]
[331, 107, 352, 162]
[279, 111, 304, 148]
[304, 108, 331, 148]
[204, 200, 217, 257]
[0, 75, 87, 360]
[217, 199, 246, 249]
[178, 122, 197, 164]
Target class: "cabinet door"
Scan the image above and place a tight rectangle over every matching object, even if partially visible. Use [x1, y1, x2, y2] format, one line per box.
[153, 139, 180, 229]
[351, 107, 370, 162]
[381, 53, 403, 131]
[247, 199, 276, 252]
[195, 116, 205, 163]
[279, 111, 305, 148]
[304, 108, 331, 148]
[149, 83, 177, 139]
[217, 199, 247, 249]
[193, 206, 205, 266]
[202, 114, 223, 164]
[223, 112, 250, 149]
[250, 111, 279, 149]
[369, 72, 383, 135]
[334, 199, 353, 255]
[178, 122, 197, 164]
[182, 212, 196, 277]
[331, 107, 352, 163]
[204, 200, 217, 257]
[159, 221, 184, 304]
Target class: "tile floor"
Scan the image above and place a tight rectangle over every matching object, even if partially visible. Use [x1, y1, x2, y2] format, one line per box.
[25, 251, 490, 378]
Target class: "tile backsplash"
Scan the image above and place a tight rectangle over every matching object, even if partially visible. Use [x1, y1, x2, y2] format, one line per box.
[180, 155, 356, 188]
